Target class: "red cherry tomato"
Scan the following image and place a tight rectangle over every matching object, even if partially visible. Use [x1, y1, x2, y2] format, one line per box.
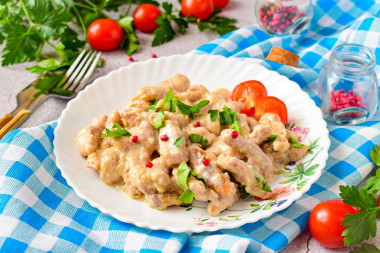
[309, 199, 359, 249]
[212, 0, 229, 8]
[255, 96, 287, 124]
[133, 4, 162, 33]
[87, 19, 124, 51]
[181, 0, 214, 21]
[231, 80, 267, 117]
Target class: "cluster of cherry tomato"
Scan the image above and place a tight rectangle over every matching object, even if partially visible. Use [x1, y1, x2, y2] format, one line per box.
[231, 80, 287, 124]
[86, 0, 230, 51]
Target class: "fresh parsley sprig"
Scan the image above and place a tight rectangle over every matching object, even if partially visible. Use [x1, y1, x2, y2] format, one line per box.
[291, 136, 305, 148]
[266, 135, 278, 143]
[100, 123, 131, 138]
[174, 135, 185, 147]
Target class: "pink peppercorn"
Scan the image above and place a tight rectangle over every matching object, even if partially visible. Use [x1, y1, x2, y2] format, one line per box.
[151, 53, 157, 58]
[202, 158, 210, 166]
[160, 134, 168, 141]
[330, 89, 367, 115]
[131, 135, 138, 143]
[146, 161, 153, 168]
[194, 121, 201, 127]
[231, 131, 239, 139]
[129, 56, 134, 62]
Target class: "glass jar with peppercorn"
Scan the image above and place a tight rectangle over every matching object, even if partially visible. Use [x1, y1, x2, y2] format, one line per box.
[318, 44, 378, 125]
[255, 0, 313, 35]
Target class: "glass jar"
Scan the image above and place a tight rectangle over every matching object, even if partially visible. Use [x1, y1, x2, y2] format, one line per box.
[254, 0, 313, 36]
[318, 44, 378, 125]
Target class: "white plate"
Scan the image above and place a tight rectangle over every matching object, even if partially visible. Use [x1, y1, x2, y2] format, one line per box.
[54, 54, 330, 233]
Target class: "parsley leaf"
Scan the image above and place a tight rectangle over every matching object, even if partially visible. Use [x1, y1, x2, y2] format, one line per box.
[266, 135, 278, 143]
[176, 100, 192, 115]
[177, 162, 194, 204]
[177, 161, 191, 189]
[152, 5, 175, 46]
[219, 106, 237, 125]
[153, 111, 165, 130]
[230, 120, 241, 134]
[208, 109, 219, 122]
[148, 99, 158, 112]
[370, 144, 380, 166]
[239, 185, 250, 199]
[174, 135, 185, 147]
[191, 170, 208, 187]
[256, 177, 272, 192]
[291, 137, 305, 148]
[339, 185, 380, 246]
[163, 88, 176, 112]
[191, 100, 209, 113]
[364, 168, 380, 194]
[342, 209, 379, 246]
[100, 123, 131, 138]
[351, 243, 380, 253]
[189, 134, 208, 146]
[192, 9, 237, 36]
[339, 185, 378, 210]
[118, 16, 140, 56]
[179, 189, 194, 204]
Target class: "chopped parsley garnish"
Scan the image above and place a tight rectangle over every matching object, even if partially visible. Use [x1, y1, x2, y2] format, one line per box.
[174, 134, 185, 147]
[148, 99, 158, 112]
[230, 120, 241, 134]
[189, 134, 208, 146]
[100, 123, 131, 138]
[162, 90, 209, 118]
[177, 161, 207, 204]
[153, 111, 165, 130]
[239, 185, 250, 199]
[256, 177, 272, 192]
[291, 136, 305, 148]
[219, 105, 237, 125]
[207, 109, 219, 122]
[266, 135, 278, 143]
[163, 88, 177, 112]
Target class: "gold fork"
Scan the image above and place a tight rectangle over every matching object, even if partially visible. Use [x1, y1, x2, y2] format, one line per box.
[0, 50, 102, 139]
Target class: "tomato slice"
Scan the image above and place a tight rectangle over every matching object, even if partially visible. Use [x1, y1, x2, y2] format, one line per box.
[231, 80, 267, 117]
[255, 96, 288, 124]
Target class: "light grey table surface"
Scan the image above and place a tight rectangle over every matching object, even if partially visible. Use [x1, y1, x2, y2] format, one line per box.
[0, 0, 379, 252]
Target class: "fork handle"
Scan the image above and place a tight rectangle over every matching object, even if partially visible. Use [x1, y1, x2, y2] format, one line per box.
[0, 109, 31, 140]
[0, 114, 13, 129]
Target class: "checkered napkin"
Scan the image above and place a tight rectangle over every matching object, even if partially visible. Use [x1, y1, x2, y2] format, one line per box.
[1, 0, 380, 252]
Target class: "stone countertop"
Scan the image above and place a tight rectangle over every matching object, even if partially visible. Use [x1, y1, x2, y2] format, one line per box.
[0, 0, 379, 252]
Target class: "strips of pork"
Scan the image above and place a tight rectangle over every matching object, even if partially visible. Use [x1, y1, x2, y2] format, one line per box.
[76, 73, 310, 216]
[220, 129, 275, 182]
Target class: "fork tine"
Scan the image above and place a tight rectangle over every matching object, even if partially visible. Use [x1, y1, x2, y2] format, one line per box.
[65, 50, 87, 78]
[63, 51, 95, 90]
[73, 52, 102, 93]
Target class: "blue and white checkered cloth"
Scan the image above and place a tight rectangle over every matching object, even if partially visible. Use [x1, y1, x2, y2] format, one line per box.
[1, 0, 380, 252]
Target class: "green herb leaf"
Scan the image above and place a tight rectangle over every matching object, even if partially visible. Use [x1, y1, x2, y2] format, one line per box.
[118, 16, 140, 56]
[148, 99, 158, 112]
[163, 88, 176, 112]
[256, 177, 272, 192]
[339, 185, 378, 210]
[192, 8, 237, 36]
[174, 134, 185, 147]
[351, 243, 380, 253]
[291, 137, 305, 148]
[342, 208, 379, 246]
[178, 189, 194, 204]
[219, 106, 237, 125]
[266, 135, 278, 143]
[239, 185, 250, 199]
[364, 168, 380, 194]
[177, 161, 191, 189]
[191, 100, 209, 113]
[189, 134, 208, 146]
[230, 120, 241, 134]
[208, 109, 219, 122]
[370, 144, 380, 166]
[176, 100, 192, 115]
[152, 15, 175, 46]
[100, 123, 131, 138]
[191, 171, 207, 187]
[153, 111, 165, 130]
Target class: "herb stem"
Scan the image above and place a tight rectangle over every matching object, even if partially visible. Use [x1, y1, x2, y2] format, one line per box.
[124, 0, 132, 17]
[73, 5, 87, 39]
[83, 0, 97, 10]
[20, 0, 34, 27]
[74, 2, 95, 11]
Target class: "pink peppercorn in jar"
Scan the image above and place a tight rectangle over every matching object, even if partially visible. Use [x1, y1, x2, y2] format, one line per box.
[255, 0, 313, 36]
[318, 44, 378, 125]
